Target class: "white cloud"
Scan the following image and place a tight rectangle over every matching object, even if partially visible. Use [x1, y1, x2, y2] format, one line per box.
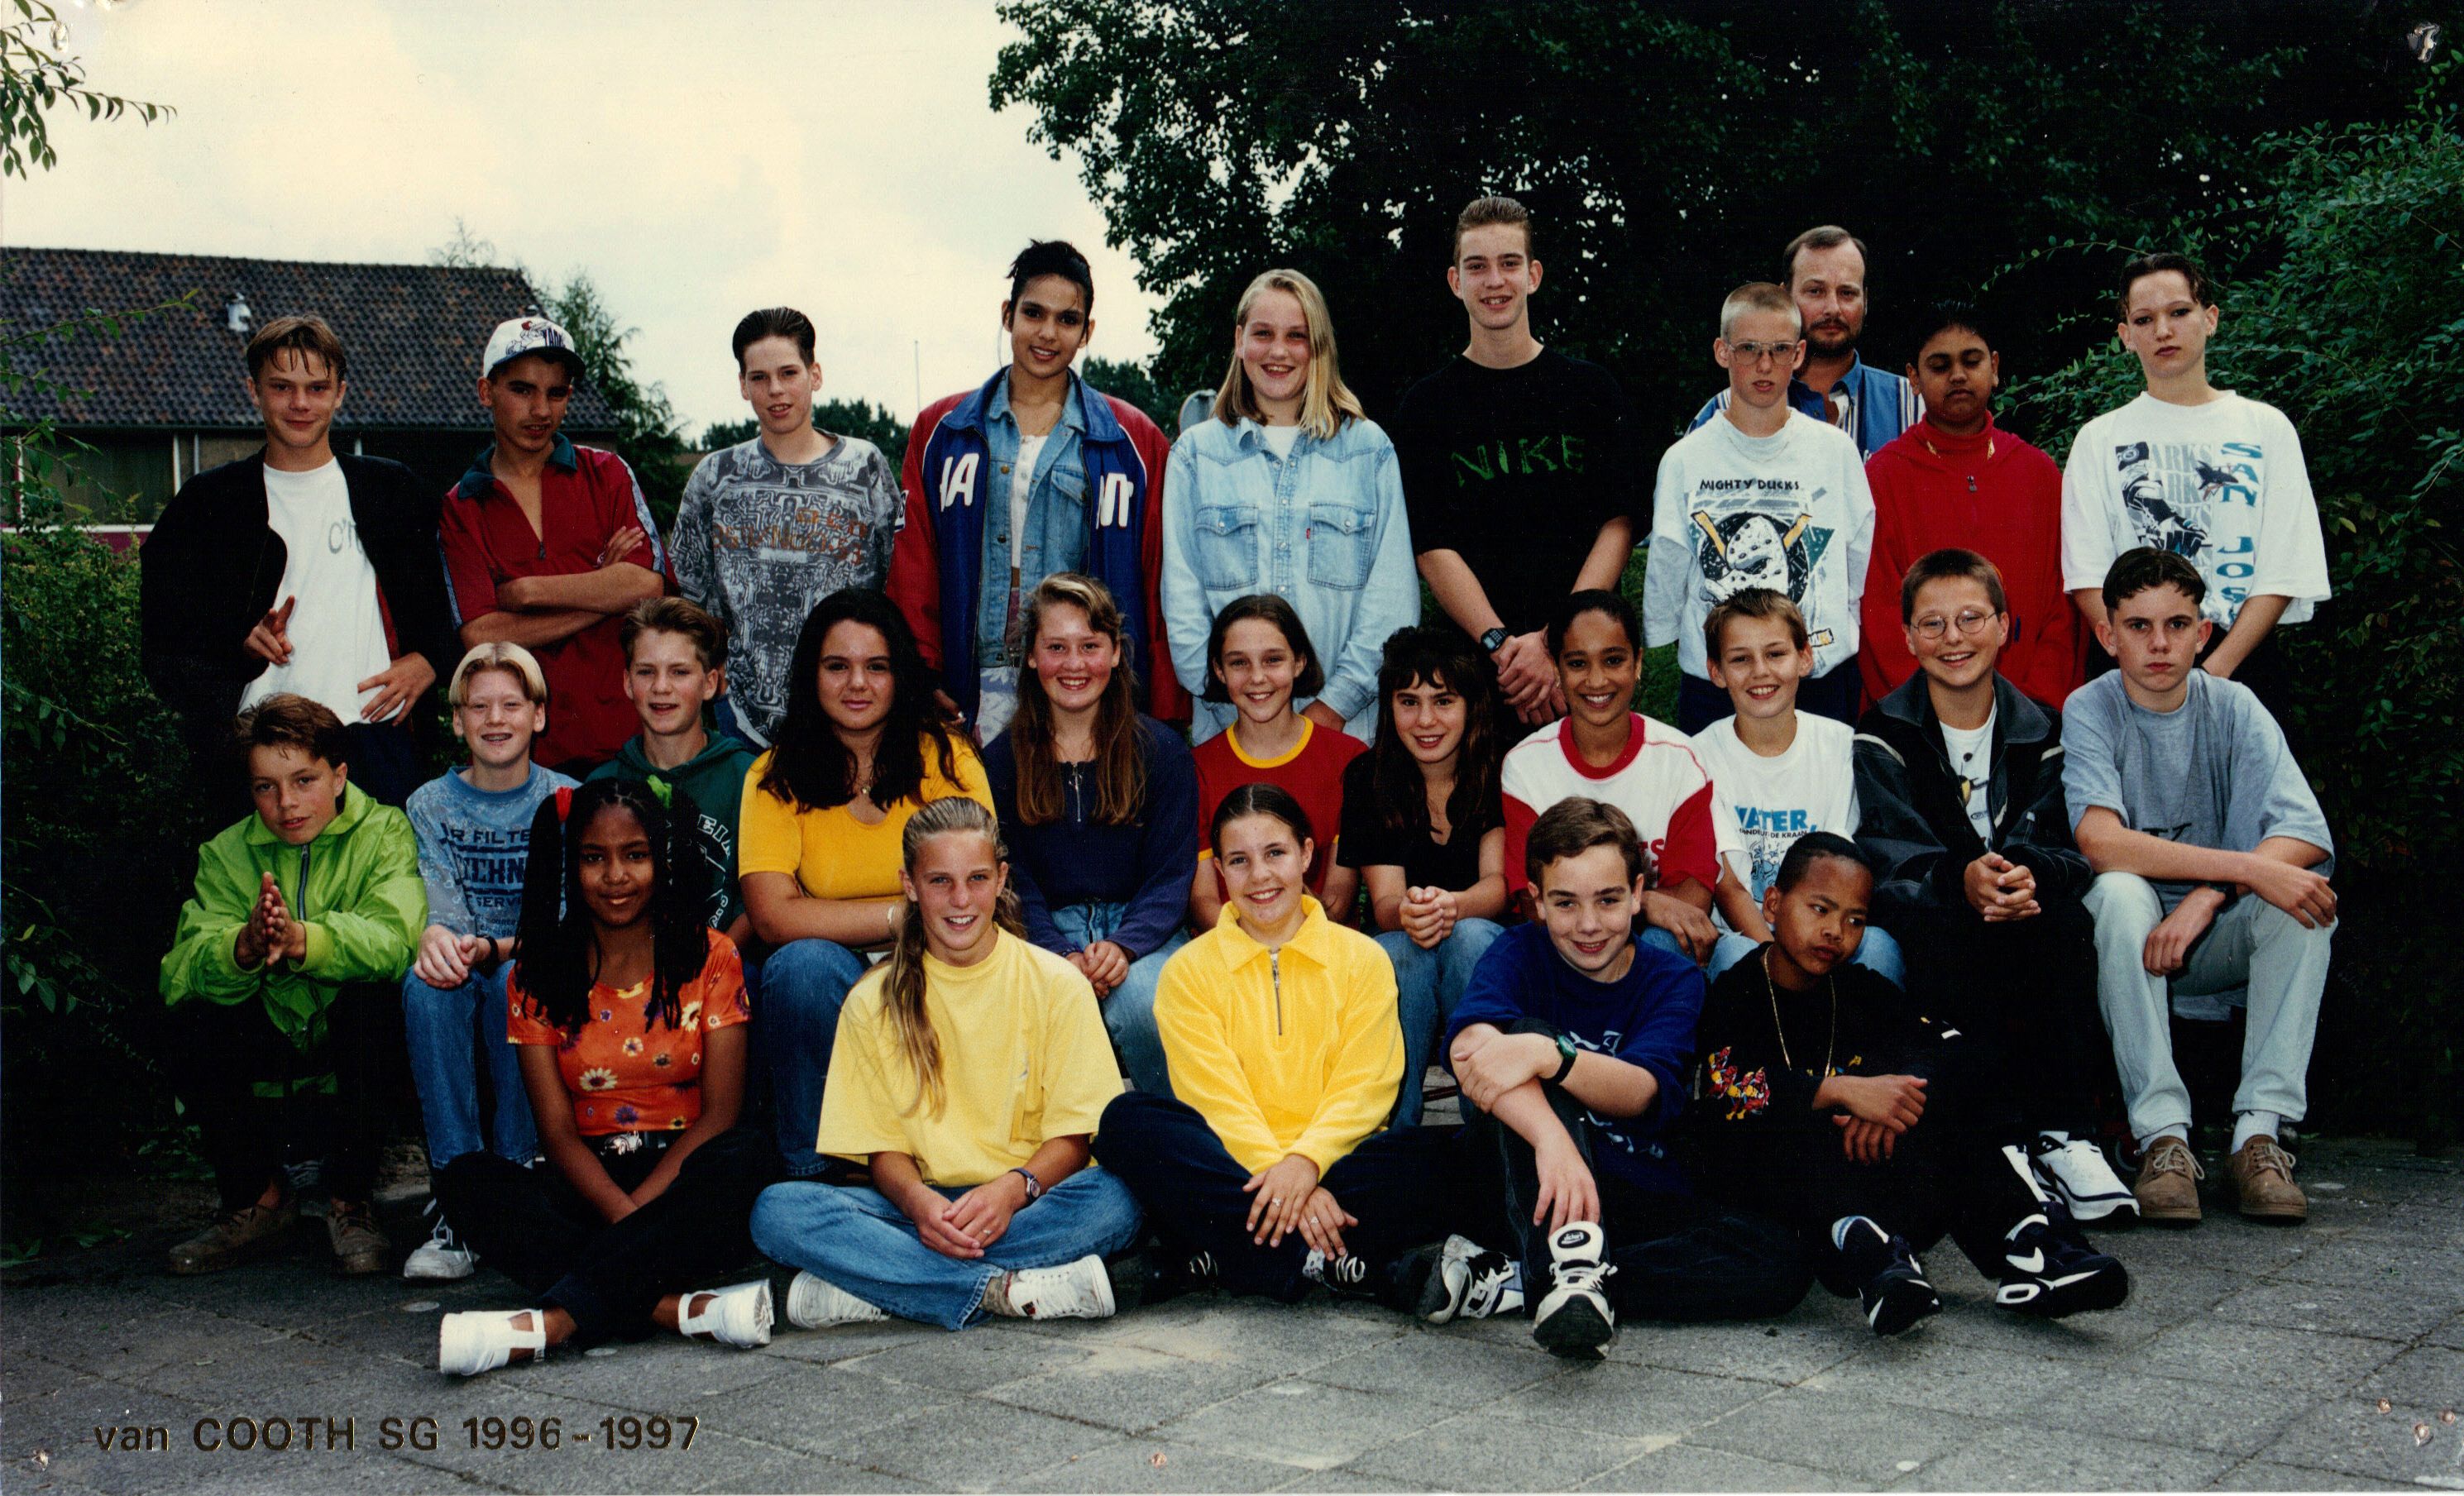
[12, 0, 1160, 435]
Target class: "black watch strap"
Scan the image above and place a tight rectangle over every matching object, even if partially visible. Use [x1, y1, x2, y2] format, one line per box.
[1549, 1034, 1579, 1085]
[1010, 1166, 1044, 1205]
[1480, 626, 1511, 654]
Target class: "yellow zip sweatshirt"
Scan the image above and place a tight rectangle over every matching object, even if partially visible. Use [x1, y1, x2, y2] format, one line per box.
[1151, 896, 1402, 1175]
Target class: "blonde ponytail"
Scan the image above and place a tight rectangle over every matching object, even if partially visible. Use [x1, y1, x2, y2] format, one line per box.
[884, 798, 1028, 1119]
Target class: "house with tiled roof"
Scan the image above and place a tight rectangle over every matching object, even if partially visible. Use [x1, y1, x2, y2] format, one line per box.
[2, 246, 618, 533]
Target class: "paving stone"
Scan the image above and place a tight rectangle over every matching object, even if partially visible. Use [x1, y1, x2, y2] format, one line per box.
[117, 1329, 405, 1405]
[1268, 1471, 1437, 1493]
[2208, 1278, 2457, 1342]
[2128, 1319, 2401, 1392]
[691, 1364, 950, 1455]
[1009, 1437, 1297, 1493]
[1488, 1360, 1768, 1440]
[1305, 1329, 1567, 1408]
[2359, 1345, 2464, 1408]
[2274, 1239, 2464, 1306]
[382, 1385, 611, 1479]
[1601, 1307, 1868, 1384]
[1033, 1296, 1409, 1373]
[449, 1429, 768, 1494]
[2255, 1395, 2464, 1486]
[837, 1325, 1093, 1393]
[981, 1343, 1281, 1434]
[684, 1447, 931, 1493]
[760, 1318, 941, 1366]
[0, 1378, 215, 1496]
[2207, 1457, 2421, 1490]
[1348, 1408, 1652, 1490]
[1685, 1388, 1984, 1484]
[1586, 1441, 1867, 1491]
[2032, 1368, 2325, 1456]
[1806, 1342, 2086, 1422]
[1151, 1379, 1454, 1471]
[2431, 1312, 2464, 1351]
[1889, 1420, 2237, 1490]
[810, 1396, 1119, 1490]
[1915, 1301, 2171, 1365]
[175, 1452, 451, 1494]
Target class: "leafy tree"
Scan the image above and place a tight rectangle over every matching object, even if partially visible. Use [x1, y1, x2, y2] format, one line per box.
[701, 397, 912, 467]
[545, 271, 691, 529]
[1079, 355, 1178, 429]
[0, 0, 170, 178]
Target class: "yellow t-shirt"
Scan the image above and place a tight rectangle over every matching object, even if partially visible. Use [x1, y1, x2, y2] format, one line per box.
[817, 930, 1124, 1187]
[736, 737, 993, 901]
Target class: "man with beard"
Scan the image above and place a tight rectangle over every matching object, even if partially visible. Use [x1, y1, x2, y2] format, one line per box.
[1691, 227, 1919, 461]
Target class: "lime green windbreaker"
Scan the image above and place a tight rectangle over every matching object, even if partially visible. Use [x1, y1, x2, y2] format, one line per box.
[159, 782, 426, 1051]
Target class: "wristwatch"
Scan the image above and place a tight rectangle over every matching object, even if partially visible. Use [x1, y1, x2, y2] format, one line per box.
[1010, 1166, 1045, 1206]
[1479, 626, 1511, 655]
[1548, 1034, 1580, 1085]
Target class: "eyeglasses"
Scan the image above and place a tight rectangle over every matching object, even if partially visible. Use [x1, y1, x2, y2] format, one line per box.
[1726, 339, 1801, 365]
[1912, 609, 1999, 641]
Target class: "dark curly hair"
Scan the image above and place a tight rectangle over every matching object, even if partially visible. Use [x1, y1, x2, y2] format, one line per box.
[514, 778, 710, 1036]
[759, 588, 961, 814]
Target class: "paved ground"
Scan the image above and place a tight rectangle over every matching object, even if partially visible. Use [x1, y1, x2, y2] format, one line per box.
[4, 1135, 2458, 1494]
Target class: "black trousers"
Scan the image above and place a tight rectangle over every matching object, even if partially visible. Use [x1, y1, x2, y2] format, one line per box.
[1093, 1092, 1475, 1304]
[163, 987, 395, 1212]
[1464, 1072, 1812, 1323]
[437, 1126, 782, 1347]
[1887, 896, 2106, 1136]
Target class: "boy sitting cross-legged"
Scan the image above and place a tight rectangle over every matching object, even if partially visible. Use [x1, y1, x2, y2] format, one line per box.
[1425, 798, 1812, 1360]
[1691, 833, 2130, 1336]
[400, 644, 575, 1279]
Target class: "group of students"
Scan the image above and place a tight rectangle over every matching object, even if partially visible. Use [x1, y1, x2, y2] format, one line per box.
[144, 193, 2338, 1372]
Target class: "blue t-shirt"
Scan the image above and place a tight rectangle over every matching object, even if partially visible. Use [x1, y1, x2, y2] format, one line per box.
[405, 762, 578, 939]
[1445, 920, 1706, 1193]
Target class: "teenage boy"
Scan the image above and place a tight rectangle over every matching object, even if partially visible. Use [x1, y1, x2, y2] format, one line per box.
[671, 307, 905, 748]
[1431, 799, 1811, 1359]
[1860, 303, 2080, 708]
[587, 597, 758, 946]
[159, 695, 425, 1276]
[887, 241, 1181, 740]
[1692, 834, 2128, 1336]
[2065, 548, 2336, 1226]
[1645, 283, 1874, 733]
[1853, 548, 2134, 1222]
[2060, 254, 2332, 725]
[1691, 227, 1920, 460]
[439, 316, 672, 775]
[1691, 589, 1902, 988]
[141, 314, 457, 807]
[1392, 195, 1640, 729]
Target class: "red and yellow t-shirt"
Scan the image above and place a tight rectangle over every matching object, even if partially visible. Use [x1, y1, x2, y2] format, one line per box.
[1193, 719, 1363, 896]
[508, 929, 749, 1135]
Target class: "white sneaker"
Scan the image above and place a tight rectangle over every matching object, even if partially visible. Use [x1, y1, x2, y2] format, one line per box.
[1415, 1235, 1526, 1325]
[677, 1279, 773, 1350]
[403, 1201, 478, 1281]
[2031, 1134, 2141, 1225]
[1531, 1221, 1617, 1360]
[785, 1271, 888, 1330]
[438, 1309, 546, 1378]
[985, 1254, 1116, 1321]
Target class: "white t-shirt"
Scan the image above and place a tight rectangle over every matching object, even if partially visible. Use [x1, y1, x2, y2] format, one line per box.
[2060, 391, 2332, 629]
[240, 461, 395, 722]
[1259, 424, 1303, 459]
[1694, 713, 1859, 912]
[1643, 410, 1875, 681]
[1940, 710, 1996, 841]
[1007, 433, 1047, 573]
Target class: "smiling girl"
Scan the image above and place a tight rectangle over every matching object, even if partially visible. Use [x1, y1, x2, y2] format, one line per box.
[750, 798, 1141, 1331]
[983, 575, 1199, 1097]
[1160, 269, 1418, 747]
[435, 778, 781, 1376]
[1189, 595, 1364, 929]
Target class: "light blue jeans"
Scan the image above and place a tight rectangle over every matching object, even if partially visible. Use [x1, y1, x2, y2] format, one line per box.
[1706, 925, 1906, 988]
[760, 939, 872, 1178]
[750, 1169, 1144, 1330]
[1047, 903, 1187, 1098]
[1376, 917, 1504, 1125]
[402, 965, 537, 1172]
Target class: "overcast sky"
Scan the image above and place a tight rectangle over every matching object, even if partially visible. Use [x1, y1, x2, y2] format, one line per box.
[12, 0, 1163, 437]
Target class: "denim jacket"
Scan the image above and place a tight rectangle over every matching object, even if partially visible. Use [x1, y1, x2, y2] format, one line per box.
[1160, 414, 1419, 743]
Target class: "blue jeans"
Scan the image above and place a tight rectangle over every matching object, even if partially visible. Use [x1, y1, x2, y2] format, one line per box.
[760, 939, 872, 1177]
[1376, 917, 1504, 1125]
[401, 965, 536, 1172]
[1707, 925, 1906, 988]
[750, 1169, 1143, 1330]
[1047, 902, 1186, 1098]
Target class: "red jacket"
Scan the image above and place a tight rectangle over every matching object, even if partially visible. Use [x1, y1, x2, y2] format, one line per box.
[1859, 416, 2084, 709]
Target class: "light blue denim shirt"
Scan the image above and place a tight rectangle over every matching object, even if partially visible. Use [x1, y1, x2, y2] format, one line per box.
[1160, 413, 1419, 743]
[975, 372, 1094, 663]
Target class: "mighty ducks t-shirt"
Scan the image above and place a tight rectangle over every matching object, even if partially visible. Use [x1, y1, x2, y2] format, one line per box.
[1692, 712, 1859, 912]
[2059, 392, 2332, 631]
[1642, 411, 1875, 682]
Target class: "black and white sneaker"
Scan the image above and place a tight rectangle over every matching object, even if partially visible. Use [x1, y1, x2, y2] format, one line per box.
[402, 1198, 478, 1281]
[1302, 1248, 1371, 1295]
[1530, 1221, 1617, 1360]
[1830, 1216, 1940, 1337]
[1995, 1215, 2131, 1318]
[2030, 1133, 2140, 1226]
[1407, 1235, 1527, 1325]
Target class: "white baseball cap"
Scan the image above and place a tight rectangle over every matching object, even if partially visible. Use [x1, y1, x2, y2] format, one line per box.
[481, 315, 585, 380]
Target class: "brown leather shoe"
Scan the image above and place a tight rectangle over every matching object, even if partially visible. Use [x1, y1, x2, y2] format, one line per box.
[326, 1199, 393, 1275]
[2228, 1135, 2307, 1223]
[168, 1196, 298, 1274]
[2134, 1135, 2204, 1226]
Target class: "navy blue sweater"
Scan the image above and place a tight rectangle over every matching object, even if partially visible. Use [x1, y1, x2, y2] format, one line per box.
[983, 716, 1199, 963]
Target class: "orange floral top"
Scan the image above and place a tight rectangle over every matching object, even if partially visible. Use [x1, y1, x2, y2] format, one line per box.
[508, 930, 749, 1136]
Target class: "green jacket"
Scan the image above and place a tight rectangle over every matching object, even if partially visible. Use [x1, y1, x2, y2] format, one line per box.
[160, 782, 425, 1051]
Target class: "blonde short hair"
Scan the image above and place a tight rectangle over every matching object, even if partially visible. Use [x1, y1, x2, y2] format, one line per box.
[1720, 281, 1802, 342]
[447, 642, 548, 707]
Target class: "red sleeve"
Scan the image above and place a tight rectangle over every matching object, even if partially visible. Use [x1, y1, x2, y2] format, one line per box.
[437, 490, 499, 626]
[1502, 791, 1536, 896]
[2013, 452, 2084, 708]
[1656, 781, 1720, 892]
[1123, 403, 1189, 723]
[1858, 454, 1916, 705]
[886, 412, 947, 670]
[592, 451, 667, 581]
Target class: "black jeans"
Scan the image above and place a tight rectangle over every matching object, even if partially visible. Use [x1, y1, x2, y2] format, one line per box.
[1464, 1076, 1812, 1323]
[437, 1126, 782, 1347]
[1886, 896, 2106, 1137]
[163, 986, 395, 1212]
[1092, 1092, 1475, 1304]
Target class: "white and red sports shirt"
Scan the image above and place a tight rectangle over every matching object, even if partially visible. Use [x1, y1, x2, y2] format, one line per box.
[1501, 713, 1732, 895]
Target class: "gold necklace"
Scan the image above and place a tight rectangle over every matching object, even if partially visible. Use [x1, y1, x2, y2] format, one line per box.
[1762, 945, 1838, 1077]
